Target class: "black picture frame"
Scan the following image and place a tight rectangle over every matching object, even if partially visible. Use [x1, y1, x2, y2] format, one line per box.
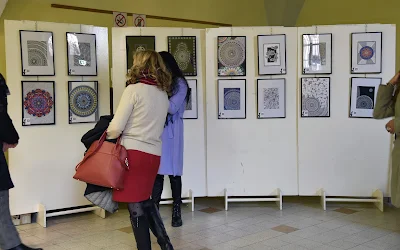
[126, 36, 156, 71]
[300, 77, 331, 118]
[217, 79, 246, 119]
[21, 81, 56, 126]
[217, 36, 247, 77]
[349, 77, 382, 119]
[350, 32, 383, 74]
[168, 36, 198, 76]
[66, 32, 98, 76]
[68, 81, 99, 124]
[257, 34, 287, 76]
[301, 33, 333, 75]
[19, 30, 55, 76]
[183, 79, 198, 119]
[256, 78, 286, 119]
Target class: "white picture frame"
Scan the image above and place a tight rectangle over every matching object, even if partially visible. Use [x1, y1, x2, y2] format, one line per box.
[351, 32, 382, 74]
[20, 30, 55, 76]
[68, 81, 99, 124]
[257, 79, 285, 119]
[257, 35, 287, 75]
[218, 79, 246, 119]
[67, 33, 97, 76]
[302, 33, 332, 75]
[183, 79, 198, 119]
[349, 77, 381, 118]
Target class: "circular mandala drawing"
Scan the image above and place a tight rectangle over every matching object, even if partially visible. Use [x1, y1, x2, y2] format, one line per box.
[356, 95, 373, 109]
[302, 97, 325, 116]
[69, 86, 98, 117]
[218, 39, 245, 68]
[224, 88, 241, 110]
[136, 46, 146, 52]
[27, 40, 48, 66]
[174, 43, 191, 70]
[359, 46, 374, 60]
[24, 89, 53, 117]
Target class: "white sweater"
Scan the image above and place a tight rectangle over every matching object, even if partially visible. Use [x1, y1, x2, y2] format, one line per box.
[107, 83, 169, 156]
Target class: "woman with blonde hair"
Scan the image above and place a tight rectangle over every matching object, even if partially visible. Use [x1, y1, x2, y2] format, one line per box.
[107, 50, 174, 250]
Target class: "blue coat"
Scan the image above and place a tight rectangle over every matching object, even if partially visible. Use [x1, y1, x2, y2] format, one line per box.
[158, 78, 188, 176]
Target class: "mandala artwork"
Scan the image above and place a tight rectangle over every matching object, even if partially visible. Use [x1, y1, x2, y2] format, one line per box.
[264, 88, 279, 110]
[69, 86, 98, 118]
[73, 42, 91, 67]
[126, 36, 155, 70]
[22, 81, 55, 125]
[27, 40, 48, 66]
[168, 37, 197, 76]
[301, 78, 330, 117]
[224, 88, 241, 110]
[358, 41, 376, 65]
[264, 44, 280, 66]
[218, 36, 246, 76]
[356, 86, 375, 109]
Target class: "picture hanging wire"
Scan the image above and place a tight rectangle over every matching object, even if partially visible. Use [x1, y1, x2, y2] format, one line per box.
[269, 27, 273, 35]
[140, 28, 142, 36]
[181, 28, 183, 36]
[79, 25, 84, 82]
[35, 22, 39, 82]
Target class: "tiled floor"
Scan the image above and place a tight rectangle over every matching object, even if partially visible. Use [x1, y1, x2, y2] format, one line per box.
[14, 199, 400, 250]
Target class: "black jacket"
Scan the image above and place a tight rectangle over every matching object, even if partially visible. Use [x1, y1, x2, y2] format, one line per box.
[0, 75, 19, 191]
[81, 115, 116, 195]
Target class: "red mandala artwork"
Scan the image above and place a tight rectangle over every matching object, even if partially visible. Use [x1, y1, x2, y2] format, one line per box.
[24, 89, 53, 117]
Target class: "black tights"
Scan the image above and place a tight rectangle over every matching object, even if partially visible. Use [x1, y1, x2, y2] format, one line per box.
[128, 201, 151, 250]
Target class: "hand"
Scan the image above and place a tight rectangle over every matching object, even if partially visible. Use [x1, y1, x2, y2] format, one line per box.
[386, 119, 395, 134]
[389, 71, 400, 85]
[3, 143, 17, 152]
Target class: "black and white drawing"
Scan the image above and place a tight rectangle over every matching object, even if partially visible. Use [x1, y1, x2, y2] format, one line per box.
[350, 78, 381, 118]
[301, 77, 330, 117]
[351, 32, 382, 74]
[258, 35, 286, 75]
[218, 79, 246, 119]
[183, 80, 198, 119]
[67, 33, 97, 76]
[20, 30, 54, 76]
[68, 81, 99, 124]
[302, 34, 332, 75]
[257, 79, 285, 119]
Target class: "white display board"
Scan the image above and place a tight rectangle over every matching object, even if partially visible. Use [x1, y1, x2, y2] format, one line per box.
[297, 24, 395, 196]
[111, 27, 207, 199]
[206, 27, 299, 197]
[5, 20, 110, 215]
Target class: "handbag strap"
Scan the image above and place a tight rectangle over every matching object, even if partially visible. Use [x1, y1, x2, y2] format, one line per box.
[75, 132, 128, 170]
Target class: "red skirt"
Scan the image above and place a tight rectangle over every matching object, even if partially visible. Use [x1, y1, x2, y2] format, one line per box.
[113, 150, 160, 203]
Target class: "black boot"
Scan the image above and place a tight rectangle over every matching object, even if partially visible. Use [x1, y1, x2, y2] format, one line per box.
[152, 175, 164, 209]
[128, 203, 152, 250]
[169, 175, 182, 227]
[144, 200, 174, 250]
[9, 245, 42, 250]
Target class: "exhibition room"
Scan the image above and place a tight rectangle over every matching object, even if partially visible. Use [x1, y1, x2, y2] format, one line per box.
[1, 0, 400, 249]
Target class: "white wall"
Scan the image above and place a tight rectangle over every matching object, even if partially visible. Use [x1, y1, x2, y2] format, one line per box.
[5, 20, 110, 215]
[297, 24, 395, 196]
[205, 27, 299, 197]
[111, 27, 207, 199]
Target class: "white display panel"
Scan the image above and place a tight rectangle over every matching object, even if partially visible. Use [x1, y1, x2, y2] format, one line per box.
[5, 20, 110, 215]
[298, 24, 394, 197]
[112, 27, 207, 199]
[206, 27, 298, 197]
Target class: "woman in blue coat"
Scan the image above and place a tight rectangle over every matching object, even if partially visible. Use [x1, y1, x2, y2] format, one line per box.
[152, 52, 189, 227]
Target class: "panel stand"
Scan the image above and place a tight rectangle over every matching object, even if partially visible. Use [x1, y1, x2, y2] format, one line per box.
[160, 189, 194, 212]
[318, 189, 384, 212]
[224, 188, 282, 211]
[37, 204, 106, 228]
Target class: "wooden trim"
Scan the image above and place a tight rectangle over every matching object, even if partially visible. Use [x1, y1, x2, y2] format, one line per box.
[51, 4, 232, 27]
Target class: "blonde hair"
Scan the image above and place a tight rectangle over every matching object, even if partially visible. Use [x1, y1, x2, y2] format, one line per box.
[127, 50, 172, 95]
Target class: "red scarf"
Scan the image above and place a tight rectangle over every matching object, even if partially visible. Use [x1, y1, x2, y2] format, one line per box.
[137, 70, 157, 86]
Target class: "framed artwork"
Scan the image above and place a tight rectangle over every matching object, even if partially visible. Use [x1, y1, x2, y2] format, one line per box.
[68, 81, 99, 124]
[257, 79, 285, 119]
[217, 36, 246, 76]
[168, 36, 197, 76]
[19, 30, 55, 76]
[301, 77, 330, 118]
[349, 77, 381, 118]
[302, 33, 332, 74]
[257, 35, 287, 75]
[218, 79, 246, 119]
[21, 81, 55, 126]
[66, 33, 97, 76]
[351, 32, 382, 74]
[126, 36, 155, 71]
[183, 79, 198, 119]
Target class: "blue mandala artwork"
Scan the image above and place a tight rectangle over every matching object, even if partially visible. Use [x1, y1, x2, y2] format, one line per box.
[357, 41, 376, 65]
[69, 85, 98, 117]
[224, 88, 241, 110]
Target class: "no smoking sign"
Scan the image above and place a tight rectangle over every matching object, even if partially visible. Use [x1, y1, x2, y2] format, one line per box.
[113, 12, 128, 27]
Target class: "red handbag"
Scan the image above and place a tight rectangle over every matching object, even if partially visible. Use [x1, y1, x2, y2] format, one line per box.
[73, 132, 129, 190]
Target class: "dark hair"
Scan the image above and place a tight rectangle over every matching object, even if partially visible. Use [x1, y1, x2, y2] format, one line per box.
[158, 51, 190, 102]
